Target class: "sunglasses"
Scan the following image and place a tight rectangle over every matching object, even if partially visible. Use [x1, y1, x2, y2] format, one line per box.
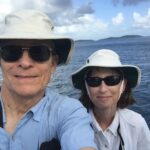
[85, 75, 123, 87]
[0, 45, 55, 62]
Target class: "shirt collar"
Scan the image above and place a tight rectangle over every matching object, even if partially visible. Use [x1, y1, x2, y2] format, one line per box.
[90, 109, 119, 136]
[0, 91, 48, 123]
[0, 98, 6, 124]
[108, 110, 119, 136]
[30, 94, 48, 122]
[30, 88, 56, 122]
[90, 110, 103, 133]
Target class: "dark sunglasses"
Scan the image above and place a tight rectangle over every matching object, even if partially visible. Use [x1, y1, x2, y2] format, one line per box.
[85, 75, 123, 87]
[0, 45, 55, 62]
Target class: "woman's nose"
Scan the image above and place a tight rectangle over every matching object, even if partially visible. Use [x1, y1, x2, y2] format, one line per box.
[97, 81, 108, 92]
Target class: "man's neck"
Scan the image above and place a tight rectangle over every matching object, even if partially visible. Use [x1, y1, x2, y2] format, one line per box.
[1, 86, 44, 114]
[0, 86, 45, 133]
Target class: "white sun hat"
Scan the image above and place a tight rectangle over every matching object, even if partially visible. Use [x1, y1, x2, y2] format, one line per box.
[72, 49, 141, 89]
[0, 9, 74, 65]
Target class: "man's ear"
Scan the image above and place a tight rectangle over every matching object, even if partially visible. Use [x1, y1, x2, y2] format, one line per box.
[50, 55, 59, 74]
[52, 55, 59, 66]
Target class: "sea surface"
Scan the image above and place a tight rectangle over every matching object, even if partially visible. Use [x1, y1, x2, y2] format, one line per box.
[49, 36, 150, 128]
[0, 36, 149, 128]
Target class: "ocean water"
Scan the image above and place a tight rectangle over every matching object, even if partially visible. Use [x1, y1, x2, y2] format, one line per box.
[49, 36, 150, 128]
[0, 36, 149, 128]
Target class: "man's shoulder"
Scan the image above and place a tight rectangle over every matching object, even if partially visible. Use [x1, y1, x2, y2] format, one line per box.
[44, 88, 90, 126]
[45, 88, 84, 109]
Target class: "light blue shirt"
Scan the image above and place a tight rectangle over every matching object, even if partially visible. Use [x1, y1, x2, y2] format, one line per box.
[0, 88, 97, 150]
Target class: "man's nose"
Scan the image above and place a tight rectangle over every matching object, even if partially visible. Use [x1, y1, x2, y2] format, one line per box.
[18, 50, 34, 68]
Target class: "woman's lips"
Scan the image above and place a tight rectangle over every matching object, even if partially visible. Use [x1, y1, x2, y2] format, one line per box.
[97, 96, 111, 101]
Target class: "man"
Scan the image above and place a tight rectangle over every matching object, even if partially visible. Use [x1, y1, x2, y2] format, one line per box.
[0, 10, 97, 150]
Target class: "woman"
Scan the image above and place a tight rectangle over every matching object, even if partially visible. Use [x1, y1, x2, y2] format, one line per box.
[71, 49, 150, 150]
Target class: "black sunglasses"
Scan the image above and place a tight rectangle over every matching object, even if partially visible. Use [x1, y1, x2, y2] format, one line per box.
[85, 75, 123, 87]
[0, 45, 55, 62]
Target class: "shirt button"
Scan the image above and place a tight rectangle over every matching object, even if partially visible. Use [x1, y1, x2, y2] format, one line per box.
[105, 144, 108, 148]
[12, 135, 15, 141]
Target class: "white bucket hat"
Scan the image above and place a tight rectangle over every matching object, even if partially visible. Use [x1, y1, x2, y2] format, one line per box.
[0, 9, 74, 65]
[72, 49, 141, 89]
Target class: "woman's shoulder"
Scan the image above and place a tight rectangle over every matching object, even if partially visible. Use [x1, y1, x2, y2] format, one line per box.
[118, 108, 147, 127]
[119, 108, 142, 117]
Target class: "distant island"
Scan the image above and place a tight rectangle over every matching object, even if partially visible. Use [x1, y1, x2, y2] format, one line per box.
[75, 35, 144, 43]
[101, 35, 143, 40]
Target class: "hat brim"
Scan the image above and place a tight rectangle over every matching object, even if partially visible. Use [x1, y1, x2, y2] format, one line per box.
[72, 65, 141, 89]
[0, 36, 74, 65]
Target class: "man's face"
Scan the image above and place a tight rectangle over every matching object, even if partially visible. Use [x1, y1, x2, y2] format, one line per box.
[0, 40, 58, 98]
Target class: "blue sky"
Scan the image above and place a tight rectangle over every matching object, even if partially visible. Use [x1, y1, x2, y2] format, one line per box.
[0, 0, 150, 40]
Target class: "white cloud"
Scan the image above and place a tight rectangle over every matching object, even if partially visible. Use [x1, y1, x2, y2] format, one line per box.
[133, 8, 150, 28]
[0, 0, 73, 15]
[54, 14, 108, 40]
[76, 1, 94, 16]
[112, 0, 149, 6]
[0, 4, 12, 14]
[112, 12, 124, 25]
[0, 0, 108, 40]
[0, 1, 12, 22]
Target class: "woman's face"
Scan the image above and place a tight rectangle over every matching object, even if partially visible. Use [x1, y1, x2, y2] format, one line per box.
[85, 68, 126, 111]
